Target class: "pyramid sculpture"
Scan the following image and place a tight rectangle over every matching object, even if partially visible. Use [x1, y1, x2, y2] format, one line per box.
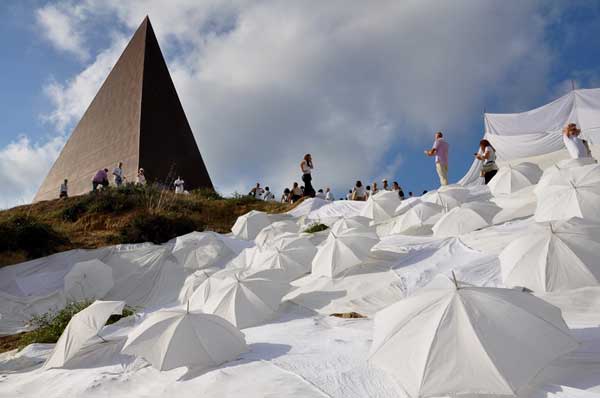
[34, 17, 213, 201]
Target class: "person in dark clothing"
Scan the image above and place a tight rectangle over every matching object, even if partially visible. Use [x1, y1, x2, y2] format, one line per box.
[300, 154, 315, 197]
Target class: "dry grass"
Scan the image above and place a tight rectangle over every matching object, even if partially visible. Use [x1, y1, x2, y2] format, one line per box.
[0, 186, 291, 268]
[330, 312, 367, 319]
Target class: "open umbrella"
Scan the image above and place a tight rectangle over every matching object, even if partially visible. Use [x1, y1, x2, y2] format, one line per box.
[432, 202, 501, 238]
[64, 259, 114, 301]
[44, 300, 125, 369]
[249, 234, 316, 281]
[536, 157, 597, 193]
[500, 218, 600, 292]
[360, 190, 400, 224]
[535, 163, 600, 222]
[369, 282, 578, 397]
[189, 271, 290, 329]
[421, 186, 469, 211]
[394, 197, 422, 216]
[390, 202, 443, 235]
[311, 228, 379, 278]
[329, 216, 372, 234]
[231, 210, 271, 240]
[172, 232, 235, 270]
[122, 307, 247, 371]
[488, 162, 542, 196]
[254, 220, 299, 247]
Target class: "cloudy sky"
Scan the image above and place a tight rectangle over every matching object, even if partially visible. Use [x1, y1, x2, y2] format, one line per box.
[1, 0, 600, 207]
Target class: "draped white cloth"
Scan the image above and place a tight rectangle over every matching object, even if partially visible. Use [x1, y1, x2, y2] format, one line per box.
[460, 88, 600, 185]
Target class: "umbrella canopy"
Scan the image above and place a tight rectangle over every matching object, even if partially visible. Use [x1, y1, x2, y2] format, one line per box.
[369, 285, 578, 397]
[189, 271, 290, 328]
[488, 162, 542, 196]
[249, 234, 317, 281]
[178, 270, 211, 304]
[330, 216, 372, 234]
[536, 157, 597, 193]
[500, 218, 600, 292]
[394, 197, 422, 216]
[44, 300, 125, 369]
[390, 202, 443, 235]
[360, 190, 400, 224]
[122, 308, 247, 371]
[231, 210, 271, 240]
[311, 228, 379, 278]
[64, 259, 114, 301]
[172, 232, 235, 270]
[422, 187, 469, 211]
[535, 163, 600, 222]
[432, 202, 501, 238]
[254, 220, 299, 247]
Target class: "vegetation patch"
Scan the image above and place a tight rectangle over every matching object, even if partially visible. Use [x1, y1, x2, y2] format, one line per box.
[119, 212, 203, 244]
[330, 312, 367, 319]
[0, 215, 68, 260]
[303, 223, 329, 234]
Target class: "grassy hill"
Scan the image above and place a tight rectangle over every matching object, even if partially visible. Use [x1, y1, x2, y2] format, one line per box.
[0, 185, 291, 268]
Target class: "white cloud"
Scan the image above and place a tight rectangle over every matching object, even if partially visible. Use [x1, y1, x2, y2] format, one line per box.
[36, 4, 89, 60]
[0, 136, 64, 208]
[15, 0, 568, 207]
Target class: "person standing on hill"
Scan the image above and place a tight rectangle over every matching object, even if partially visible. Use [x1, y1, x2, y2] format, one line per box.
[475, 139, 498, 184]
[325, 187, 334, 201]
[59, 179, 68, 198]
[425, 131, 449, 186]
[113, 162, 124, 187]
[174, 176, 185, 194]
[301, 154, 315, 197]
[263, 186, 275, 201]
[136, 168, 146, 185]
[382, 179, 390, 191]
[372, 182, 379, 195]
[562, 123, 589, 159]
[290, 182, 303, 203]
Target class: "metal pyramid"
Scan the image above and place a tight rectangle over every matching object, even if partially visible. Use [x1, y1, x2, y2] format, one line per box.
[34, 17, 213, 201]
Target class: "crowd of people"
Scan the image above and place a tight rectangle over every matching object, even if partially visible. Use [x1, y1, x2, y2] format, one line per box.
[60, 124, 594, 201]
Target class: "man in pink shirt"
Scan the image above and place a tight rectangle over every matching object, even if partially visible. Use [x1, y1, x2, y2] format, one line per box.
[424, 131, 449, 186]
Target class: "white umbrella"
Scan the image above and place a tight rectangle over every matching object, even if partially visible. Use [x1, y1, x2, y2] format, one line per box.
[422, 186, 469, 211]
[249, 234, 317, 281]
[44, 300, 125, 369]
[369, 283, 578, 397]
[64, 259, 114, 301]
[536, 157, 597, 193]
[500, 218, 600, 292]
[227, 246, 259, 270]
[122, 308, 247, 371]
[231, 210, 271, 240]
[488, 162, 542, 196]
[189, 271, 290, 328]
[311, 228, 379, 278]
[330, 215, 371, 234]
[535, 163, 600, 222]
[390, 202, 443, 235]
[432, 202, 501, 238]
[172, 232, 235, 270]
[394, 197, 422, 216]
[360, 190, 400, 224]
[254, 220, 299, 247]
[177, 270, 211, 304]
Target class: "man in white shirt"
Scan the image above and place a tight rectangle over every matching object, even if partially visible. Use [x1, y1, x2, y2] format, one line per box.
[174, 177, 185, 194]
[325, 187, 334, 201]
[263, 186, 275, 201]
[563, 123, 589, 159]
[113, 162, 124, 186]
[315, 189, 326, 199]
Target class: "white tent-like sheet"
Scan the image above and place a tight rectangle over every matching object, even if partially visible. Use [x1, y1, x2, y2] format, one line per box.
[536, 157, 597, 192]
[422, 187, 469, 211]
[63, 259, 114, 301]
[122, 308, 247, 371]
[432, 202, 501, 238]
[390, 202, 443, 235]
[394, 197, 422, 216]
[311, 228, 379, 278]
[249, 234, 317, 281]
[172, 232, 235, 270]
[500, 218, 600, 292]
[535, 163, 600, 222]
[44, 300, 125, 369]
[369, 285, 578, 397]
[231, 210, 272, 240]
[460, 88, 600, 186]
[360, 190, 400, 224]
[330, 216, 372, 234]
[189, 271, 290, 328]
[488, 162, 543, 196]
[254, 220, 299, 247]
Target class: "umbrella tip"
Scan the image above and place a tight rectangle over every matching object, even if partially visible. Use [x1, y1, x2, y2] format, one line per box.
[451, 271, 460, 290]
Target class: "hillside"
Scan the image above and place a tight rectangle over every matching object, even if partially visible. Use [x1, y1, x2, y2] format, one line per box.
[0, 185, 291, 268]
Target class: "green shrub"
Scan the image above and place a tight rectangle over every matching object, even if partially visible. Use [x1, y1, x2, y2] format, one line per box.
[191, 188, 222, 200]
[119, 212, 203, 244]
[88, 186, 142, 213]
[0, 215, 68, 259]
[61, 200, 89, 222]
[19, 301, 136, 349]
[303, 223, 329, 233]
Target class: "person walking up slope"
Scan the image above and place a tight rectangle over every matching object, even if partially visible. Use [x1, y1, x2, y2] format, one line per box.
[425, 131, 449, 186]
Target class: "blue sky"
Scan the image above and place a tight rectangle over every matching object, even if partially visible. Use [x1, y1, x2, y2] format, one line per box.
[1, 1, 600, 206]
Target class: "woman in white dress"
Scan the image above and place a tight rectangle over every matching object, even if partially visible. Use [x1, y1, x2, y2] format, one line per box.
[475, 139, 498, 184]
